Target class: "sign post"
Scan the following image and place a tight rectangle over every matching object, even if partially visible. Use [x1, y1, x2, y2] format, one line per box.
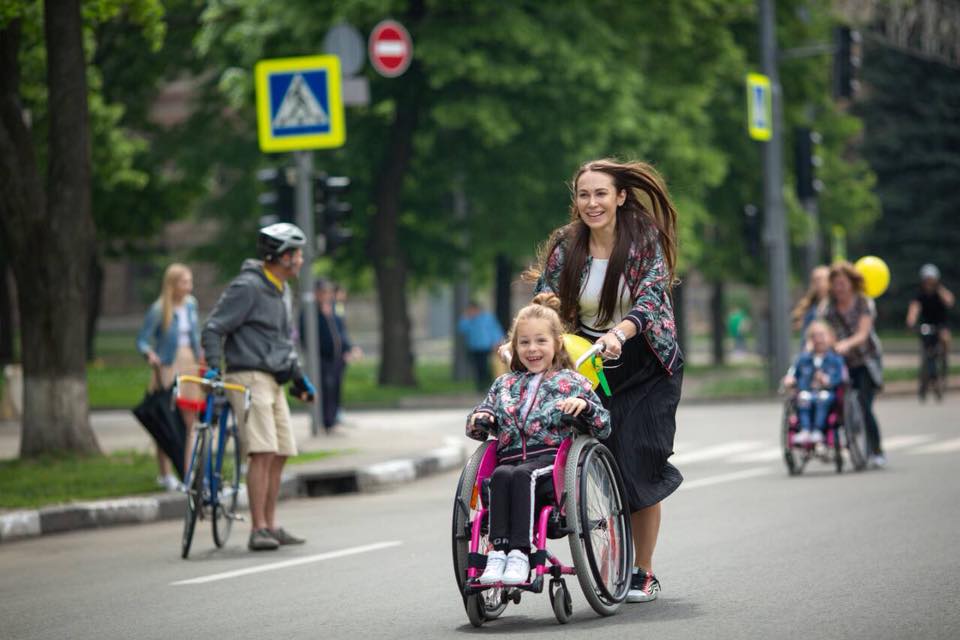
[746, 72, 772, 141]
[255, 54, 346, 435]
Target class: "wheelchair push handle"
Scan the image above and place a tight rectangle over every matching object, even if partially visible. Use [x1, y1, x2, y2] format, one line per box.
[575, 342, 606, 370]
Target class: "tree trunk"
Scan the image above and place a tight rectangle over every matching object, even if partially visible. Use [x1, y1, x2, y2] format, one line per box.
[0, 259, 13, 366]
[368, 2, 427, 387]
[0, 4, 101, 456]
[85, 250, 103, 362]
[494, 253, 512, 336]
[710, 280, 726, 366]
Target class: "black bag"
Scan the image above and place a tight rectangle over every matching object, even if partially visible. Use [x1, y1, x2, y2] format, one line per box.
[132, 377, 187, 480]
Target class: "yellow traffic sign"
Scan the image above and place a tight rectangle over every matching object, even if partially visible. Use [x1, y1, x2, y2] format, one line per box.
[255, 55, 345, 152]
[745, 73, 772, 141]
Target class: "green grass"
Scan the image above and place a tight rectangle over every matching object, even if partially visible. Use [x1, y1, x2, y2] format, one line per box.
[287, 449, 354, 465]
[0, 450, 159, 509]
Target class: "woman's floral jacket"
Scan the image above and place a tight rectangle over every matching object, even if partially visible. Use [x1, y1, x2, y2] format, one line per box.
[467, 369, 611, 463]
[534, 232, 681, 375]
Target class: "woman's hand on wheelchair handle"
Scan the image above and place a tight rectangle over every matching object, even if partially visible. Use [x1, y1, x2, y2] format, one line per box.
[471, 412, 495, 428]
[595, 333, 620, 359]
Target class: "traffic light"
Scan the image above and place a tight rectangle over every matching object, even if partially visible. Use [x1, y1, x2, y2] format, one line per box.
[314, 173, 353, 254]
[256, 166, 294, 225]
[832, 26, 861, 99]
[795, 127, 823, 201]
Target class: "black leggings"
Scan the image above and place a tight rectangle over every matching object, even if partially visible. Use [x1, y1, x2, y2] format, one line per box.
[489, 455, 555, 553]
[850, 365, 883, 455]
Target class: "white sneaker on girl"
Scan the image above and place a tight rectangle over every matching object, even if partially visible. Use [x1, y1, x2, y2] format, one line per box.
[478, 550, 507, 584]
[501, 549, 530, 585]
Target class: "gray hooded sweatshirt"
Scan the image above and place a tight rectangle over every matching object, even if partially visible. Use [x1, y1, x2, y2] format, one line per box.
[202, 259, 301, 382]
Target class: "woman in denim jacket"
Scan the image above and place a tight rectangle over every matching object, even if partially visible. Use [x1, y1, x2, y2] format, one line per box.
[136, 263, 202, 490]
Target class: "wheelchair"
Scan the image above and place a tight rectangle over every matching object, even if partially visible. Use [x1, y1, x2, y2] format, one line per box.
[780, 382, 868, 475]
[451, 432, 634, 626]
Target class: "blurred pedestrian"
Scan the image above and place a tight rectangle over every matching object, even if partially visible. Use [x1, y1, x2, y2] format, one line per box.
[302, 279, 361, 433]
[527, 158, 683, 603]
[458, 301, 505, 392]
[136, 263, 202, 491]
[791, 265, 831, 345]
[202, 223, 316, 551]
[727, 307, 750, 353]
[820, 261, 886, 467]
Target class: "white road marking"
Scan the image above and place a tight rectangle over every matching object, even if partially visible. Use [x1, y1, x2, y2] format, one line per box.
[908, 437, 960, 455]
[881, 434, 936, 450]
[729, 447, 783, 463]
[679, 467, 775, 491]
[671, 441, 765, 465]
[170, 540, 402, 586]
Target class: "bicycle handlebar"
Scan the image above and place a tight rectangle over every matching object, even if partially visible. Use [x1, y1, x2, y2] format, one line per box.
[176, 374, 248, 394]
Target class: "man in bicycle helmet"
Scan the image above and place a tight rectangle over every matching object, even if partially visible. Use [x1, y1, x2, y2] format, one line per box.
[906, 263, 955, 351]
[202, 222, 315, 551]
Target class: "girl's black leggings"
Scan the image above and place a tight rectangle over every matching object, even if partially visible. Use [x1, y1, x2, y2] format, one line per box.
[489, 455, 555, 553]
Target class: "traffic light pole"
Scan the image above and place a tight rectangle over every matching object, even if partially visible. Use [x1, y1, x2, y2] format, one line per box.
[759, 0, 792, 389]
[295, 150, 323, 436]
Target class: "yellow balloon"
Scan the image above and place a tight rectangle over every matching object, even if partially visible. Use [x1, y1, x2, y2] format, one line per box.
[855, 256, 890, 298]
[562, 333, 600, 386]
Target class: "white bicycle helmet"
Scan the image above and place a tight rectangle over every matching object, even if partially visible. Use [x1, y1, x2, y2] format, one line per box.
[258, 222, 306, 262]
[919, 263, 940, 281]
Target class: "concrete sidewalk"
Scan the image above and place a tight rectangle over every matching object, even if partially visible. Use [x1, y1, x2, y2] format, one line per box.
[0, 406, 478, 543]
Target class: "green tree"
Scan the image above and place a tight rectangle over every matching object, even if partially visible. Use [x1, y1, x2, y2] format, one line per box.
[0, 0, 163, 456]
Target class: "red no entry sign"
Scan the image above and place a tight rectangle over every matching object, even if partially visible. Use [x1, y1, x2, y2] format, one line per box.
[369, 20, 412, 78]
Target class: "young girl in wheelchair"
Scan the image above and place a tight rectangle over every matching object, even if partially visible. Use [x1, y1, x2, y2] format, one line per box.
[782, 320, 846, 445]
[467, 293, 610, 586]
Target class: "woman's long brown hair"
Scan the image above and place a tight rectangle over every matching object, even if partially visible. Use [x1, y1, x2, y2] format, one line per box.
[527, 159, 678, 329]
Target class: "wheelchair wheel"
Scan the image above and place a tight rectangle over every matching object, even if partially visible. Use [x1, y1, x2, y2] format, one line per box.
[833, 426, 844, 474]
[451, 441, 507, 620]
[565, 438, 633, 616]
[842, 390, 868, 472]
[780, 401, 799, 476]
[550, 579, 573, 624]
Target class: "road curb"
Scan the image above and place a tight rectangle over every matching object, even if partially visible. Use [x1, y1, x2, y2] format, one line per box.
[0, 441, 470, 545]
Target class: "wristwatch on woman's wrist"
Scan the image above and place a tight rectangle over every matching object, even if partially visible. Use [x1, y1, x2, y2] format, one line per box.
[609, 327, 627, 346]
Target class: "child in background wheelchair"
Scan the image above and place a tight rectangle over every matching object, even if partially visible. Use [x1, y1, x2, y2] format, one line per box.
[782, 321, 846, 446]
[467, 293, 610, 586]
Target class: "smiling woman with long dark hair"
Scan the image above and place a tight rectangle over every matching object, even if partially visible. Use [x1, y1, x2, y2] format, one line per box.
[525, 158, 683, 603]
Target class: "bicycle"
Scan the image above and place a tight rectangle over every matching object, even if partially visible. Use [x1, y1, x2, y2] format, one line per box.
[918, 323, 947, 402]
[173, 373, 251, 559]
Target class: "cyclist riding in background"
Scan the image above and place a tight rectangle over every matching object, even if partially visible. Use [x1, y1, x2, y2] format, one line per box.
[906, 264, 955, 352]
[201, 222, 316, 552]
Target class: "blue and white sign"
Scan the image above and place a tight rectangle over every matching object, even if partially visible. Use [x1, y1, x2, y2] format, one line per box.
[745, 73, 772, 141]
[255, 55, 345, 152]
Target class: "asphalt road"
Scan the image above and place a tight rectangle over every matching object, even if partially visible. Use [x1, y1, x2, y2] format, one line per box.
[2, 394, 959, 640]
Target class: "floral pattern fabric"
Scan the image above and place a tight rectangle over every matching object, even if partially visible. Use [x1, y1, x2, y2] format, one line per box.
[466, 369, 611, 463]
[534, 232, 680, 374]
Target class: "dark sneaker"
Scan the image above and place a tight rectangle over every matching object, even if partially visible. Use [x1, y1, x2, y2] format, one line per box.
[627, 569, 660, 603]
[269, 527, 305, 545]
[248, 528, 280, 551]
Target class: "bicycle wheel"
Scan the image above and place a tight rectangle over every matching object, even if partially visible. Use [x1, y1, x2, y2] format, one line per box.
[934, 347, 947, 401]
[566, 438, 633, 616]
[781, 401, 799, 476]
[181, 428, 208, 559]
[212, 419, 241, 548]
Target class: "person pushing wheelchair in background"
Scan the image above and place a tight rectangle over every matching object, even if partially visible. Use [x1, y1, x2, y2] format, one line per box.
[467, 294, 610, 586]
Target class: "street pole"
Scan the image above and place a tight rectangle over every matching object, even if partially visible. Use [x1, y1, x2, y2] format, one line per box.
[295, 150, 323, 436]
[759, 0, 793, 389]
[802, 197, 821, 275]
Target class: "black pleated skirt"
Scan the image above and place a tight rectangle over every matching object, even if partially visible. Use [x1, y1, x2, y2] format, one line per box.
[581, 331, 684, 512]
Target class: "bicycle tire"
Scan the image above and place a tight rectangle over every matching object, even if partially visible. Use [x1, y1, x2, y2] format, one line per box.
[212, 418, 241, 548]
[181, 428, 207, 559]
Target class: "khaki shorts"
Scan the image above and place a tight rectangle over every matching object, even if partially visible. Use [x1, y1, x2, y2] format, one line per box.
[226, 371, 297, 457]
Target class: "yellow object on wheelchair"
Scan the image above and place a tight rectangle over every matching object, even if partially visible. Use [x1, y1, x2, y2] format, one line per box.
[562, 334, 611, 396]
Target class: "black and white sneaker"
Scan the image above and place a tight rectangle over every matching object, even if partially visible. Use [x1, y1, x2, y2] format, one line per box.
[627, 569, 660, 603]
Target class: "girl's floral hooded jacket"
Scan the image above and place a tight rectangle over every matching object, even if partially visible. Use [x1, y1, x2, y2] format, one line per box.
[466, 369, 611, 463]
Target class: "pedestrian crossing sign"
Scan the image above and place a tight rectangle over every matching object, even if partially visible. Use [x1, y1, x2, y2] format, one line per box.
[255, 55, 345, 152]
[745, 72, 772, 141]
